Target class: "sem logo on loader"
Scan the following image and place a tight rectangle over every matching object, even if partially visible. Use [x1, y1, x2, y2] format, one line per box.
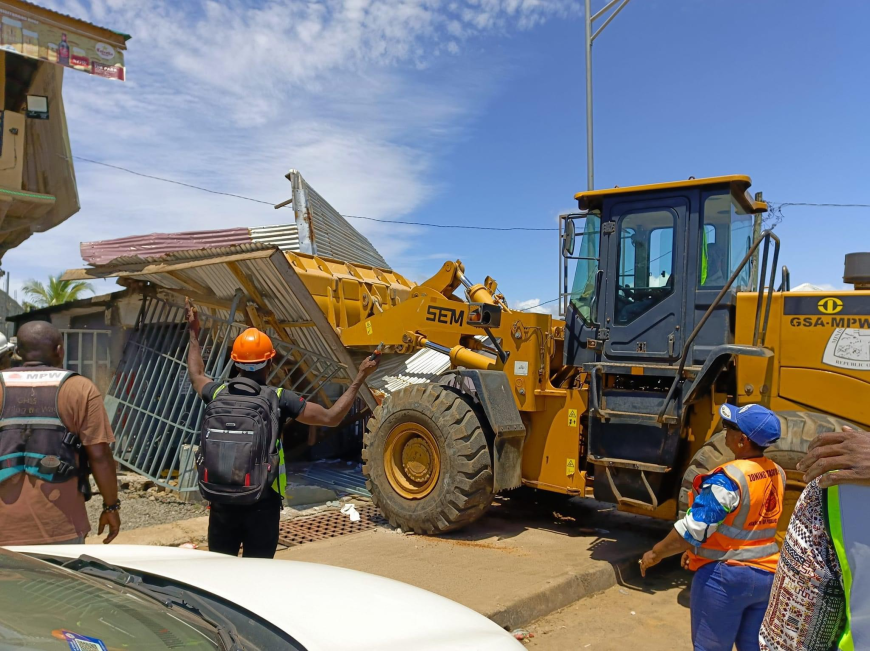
[425, 305, 464, 326]
[817, 297, 844, 314]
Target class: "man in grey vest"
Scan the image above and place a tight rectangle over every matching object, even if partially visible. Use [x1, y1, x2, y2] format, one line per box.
[0, 321, 120, 545]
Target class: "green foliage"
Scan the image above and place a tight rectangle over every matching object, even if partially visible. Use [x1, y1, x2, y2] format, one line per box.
[22, 274, 94, 308]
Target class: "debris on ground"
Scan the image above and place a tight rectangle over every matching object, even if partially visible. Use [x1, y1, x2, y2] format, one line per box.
[178, 542, 198, 549]
[341, 503, 361, 522]
[512, 629, 534, 641]
[86, 473, 208, 532]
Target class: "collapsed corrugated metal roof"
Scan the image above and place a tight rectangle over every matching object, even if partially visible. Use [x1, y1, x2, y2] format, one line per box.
[81, 170, 387, 269]
[287, 170, 390, 269]
[65, 170, 447, 401]
[64, 247, 377, 411]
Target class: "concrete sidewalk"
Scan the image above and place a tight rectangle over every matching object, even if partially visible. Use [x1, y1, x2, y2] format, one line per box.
[277, 495, 670, 629]
[86, 515, 209, 546]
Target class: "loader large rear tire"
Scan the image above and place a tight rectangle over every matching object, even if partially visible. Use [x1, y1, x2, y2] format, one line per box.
[679, 411, 854, 544]
[362, 383, 494, 535]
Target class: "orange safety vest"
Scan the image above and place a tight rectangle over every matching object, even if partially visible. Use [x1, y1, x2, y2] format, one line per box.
[687, 457, 785, 573]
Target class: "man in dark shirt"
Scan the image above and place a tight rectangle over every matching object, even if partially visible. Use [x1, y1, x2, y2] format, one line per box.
[186, 300, 379, 558]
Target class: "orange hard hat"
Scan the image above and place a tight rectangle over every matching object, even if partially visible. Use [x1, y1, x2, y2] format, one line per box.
[231, 328, 276, 367]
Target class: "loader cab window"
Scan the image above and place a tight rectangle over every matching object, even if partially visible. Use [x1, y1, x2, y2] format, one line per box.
[614, 208, 676, 325]
[700, 192, 754, 290]
[569, 213, 601, 321]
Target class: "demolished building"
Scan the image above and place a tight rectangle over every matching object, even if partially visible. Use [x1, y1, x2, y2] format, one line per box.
[58, 171, 448, 494]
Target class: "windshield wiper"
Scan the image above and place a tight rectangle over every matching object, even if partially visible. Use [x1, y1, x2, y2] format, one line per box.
[62, 555, 247, 651]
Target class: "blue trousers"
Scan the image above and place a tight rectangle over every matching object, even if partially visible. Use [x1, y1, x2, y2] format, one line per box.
[690, 561, 775, 651]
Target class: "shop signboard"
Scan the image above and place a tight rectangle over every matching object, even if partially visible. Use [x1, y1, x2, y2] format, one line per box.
[0, 2, 125, 80]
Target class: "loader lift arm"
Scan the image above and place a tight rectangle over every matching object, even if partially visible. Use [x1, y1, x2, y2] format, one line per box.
[338, 259, 510, 369]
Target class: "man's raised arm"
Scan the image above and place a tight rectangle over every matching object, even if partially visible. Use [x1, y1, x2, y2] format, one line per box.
[297, 357, 379, 427]
[185, 299, 211, 397]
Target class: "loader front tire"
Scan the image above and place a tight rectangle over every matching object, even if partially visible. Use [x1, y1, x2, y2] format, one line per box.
[679, 411, 854, 544]
[363, 383, 494, 535]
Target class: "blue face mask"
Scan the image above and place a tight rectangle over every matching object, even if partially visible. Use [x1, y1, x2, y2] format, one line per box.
[235, 360, 268, 373]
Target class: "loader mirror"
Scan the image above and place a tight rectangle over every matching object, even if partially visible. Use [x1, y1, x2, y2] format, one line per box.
[562, 218, 576, 257]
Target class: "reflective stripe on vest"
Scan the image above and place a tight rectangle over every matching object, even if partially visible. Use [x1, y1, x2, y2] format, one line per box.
[828, 483, 870, 651]
[688, 458, 785, 572]
[211, 383, 287, 498]
[0, 368, 79, 485]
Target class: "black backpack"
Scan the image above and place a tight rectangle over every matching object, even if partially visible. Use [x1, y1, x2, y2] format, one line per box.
[196, 378, 281, 505]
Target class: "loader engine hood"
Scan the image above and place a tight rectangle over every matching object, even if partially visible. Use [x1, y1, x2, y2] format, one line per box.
[736, 290, 870, 428]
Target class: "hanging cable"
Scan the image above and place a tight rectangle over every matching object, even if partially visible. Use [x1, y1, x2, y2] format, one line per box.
[66, 155, 558, 232]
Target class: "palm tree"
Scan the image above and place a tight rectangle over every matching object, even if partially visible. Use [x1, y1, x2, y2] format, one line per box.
[22, 274, 94, 308]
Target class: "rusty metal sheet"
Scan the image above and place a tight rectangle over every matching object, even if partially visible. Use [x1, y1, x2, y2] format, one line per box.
[81, 228, 253, 265]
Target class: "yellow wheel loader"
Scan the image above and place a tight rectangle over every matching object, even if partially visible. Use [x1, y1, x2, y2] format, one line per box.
[288, 175, 869, 536]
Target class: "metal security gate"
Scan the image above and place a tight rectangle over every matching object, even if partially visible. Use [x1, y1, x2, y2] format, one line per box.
[106, 292, 349, 491]
[62, 329, 112, 389]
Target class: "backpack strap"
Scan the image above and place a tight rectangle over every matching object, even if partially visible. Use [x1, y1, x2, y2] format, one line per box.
[227, 377, 262, 396]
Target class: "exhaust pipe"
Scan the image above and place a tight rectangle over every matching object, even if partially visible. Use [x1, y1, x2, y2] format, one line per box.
[844, 253, 870, 290]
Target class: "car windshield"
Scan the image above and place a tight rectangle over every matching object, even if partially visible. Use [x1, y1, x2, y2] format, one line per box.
[0, 548, 221, 650]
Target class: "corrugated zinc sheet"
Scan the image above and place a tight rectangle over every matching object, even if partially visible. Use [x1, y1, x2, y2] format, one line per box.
[81, 228, 252, 265]
[363, 349, 450, 394]
[250, 224, 300, 251]
[295, 173, 390, 270]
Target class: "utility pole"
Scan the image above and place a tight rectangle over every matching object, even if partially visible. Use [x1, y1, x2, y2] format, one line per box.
[585, 0, 633, 190]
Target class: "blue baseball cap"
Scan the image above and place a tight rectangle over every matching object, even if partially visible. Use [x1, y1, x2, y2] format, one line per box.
[719, 403, 781, 447]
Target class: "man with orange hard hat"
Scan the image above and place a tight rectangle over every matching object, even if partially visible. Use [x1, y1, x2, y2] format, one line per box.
[186, 300, 380, 558]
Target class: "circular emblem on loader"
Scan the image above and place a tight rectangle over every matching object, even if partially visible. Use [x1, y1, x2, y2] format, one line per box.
[818, 297, 843, 314]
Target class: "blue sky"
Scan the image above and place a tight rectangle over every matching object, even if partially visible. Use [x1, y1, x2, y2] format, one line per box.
[5, 0, 868, 310]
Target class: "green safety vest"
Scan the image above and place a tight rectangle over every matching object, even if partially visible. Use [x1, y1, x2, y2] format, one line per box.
[827, 483, 870, 651]
[700, 226, 709, 285]
[212, 384, 287, 499]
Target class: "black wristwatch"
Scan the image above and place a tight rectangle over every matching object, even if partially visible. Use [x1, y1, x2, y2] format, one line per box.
[102, 500, 121, 513]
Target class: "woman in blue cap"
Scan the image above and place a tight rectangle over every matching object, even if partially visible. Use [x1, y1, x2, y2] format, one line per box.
[639, 403, 785, 651]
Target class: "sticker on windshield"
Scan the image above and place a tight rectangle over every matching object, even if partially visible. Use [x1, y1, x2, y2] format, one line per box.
[61, 630, 108, 651]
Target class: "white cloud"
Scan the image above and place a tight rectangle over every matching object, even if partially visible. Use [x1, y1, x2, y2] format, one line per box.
[790, 282, 853, 293]
[514, 297, 559, 316]
[3, 0, 577, 288]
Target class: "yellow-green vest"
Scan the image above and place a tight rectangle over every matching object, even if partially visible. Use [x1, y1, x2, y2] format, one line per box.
[827, 483, 870, 651]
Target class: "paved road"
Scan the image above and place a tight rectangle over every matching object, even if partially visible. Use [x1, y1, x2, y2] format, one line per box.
[526, 557, 693, 651]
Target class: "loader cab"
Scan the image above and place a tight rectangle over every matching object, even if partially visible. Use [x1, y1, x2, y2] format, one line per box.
[561, 176, 766, 369]
[558, 176, 767, 516]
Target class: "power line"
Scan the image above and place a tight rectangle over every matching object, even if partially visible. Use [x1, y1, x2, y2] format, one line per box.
[68, 155, 558, 232]
[66, 156, 870, 232]
[773, 201, 870, 209]
[519, 296, 561, 312]
[341, 214, 556, 231]
[67, 155, 277, 206]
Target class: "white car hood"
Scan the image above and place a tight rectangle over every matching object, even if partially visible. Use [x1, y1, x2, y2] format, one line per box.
[9, 545, 521, 651]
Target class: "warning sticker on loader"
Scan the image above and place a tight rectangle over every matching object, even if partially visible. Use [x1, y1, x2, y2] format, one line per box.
[823, 328, 870, 371]
[567, 409, 578, 428]
[566, 458, 576, 476]
[365, 321, 372, 335]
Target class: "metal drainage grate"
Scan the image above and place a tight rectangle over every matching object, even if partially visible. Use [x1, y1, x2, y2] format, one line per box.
[277, 504, 388, 547]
